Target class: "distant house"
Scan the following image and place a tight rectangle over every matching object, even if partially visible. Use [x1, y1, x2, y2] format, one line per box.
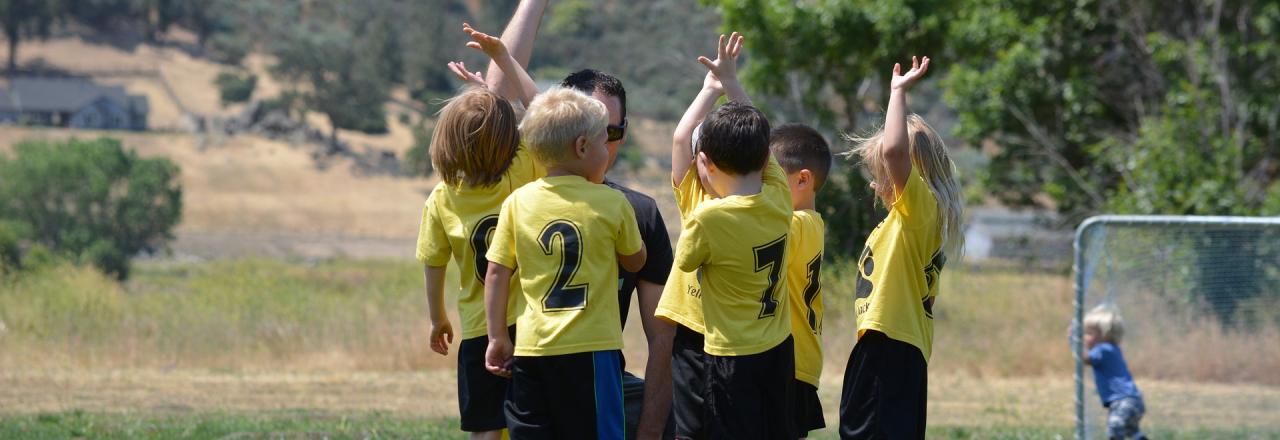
[0, 77, 148, 131]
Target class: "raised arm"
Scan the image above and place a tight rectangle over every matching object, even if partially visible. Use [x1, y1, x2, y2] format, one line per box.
[882, 56, 930, 196]
[484, 0, 548, 100]
[465, 23, 539, 108]
[672, 32, 745, 186]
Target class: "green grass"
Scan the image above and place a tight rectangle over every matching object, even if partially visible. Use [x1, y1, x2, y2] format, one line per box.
[0, 411, 466, 440]
[4, 411, 1275, 440]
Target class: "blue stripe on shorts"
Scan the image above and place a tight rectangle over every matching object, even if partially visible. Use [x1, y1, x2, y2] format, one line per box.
[593, 350, 624, 440]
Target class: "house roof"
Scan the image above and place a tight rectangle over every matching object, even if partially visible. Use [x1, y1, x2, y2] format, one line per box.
[0, 77, 148, 114]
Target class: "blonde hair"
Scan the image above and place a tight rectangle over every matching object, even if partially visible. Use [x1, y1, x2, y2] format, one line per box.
[430, 88, 519, 188]
[520, 87, 608, 166]
[1084, 305, 1125, 343]
[846, 114, 965, 259]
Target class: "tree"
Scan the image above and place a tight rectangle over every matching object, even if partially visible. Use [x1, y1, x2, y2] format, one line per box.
[706, 0, 1280, 258]
[268, 1, 391, 146]
[0, 138, 183, 279]
[0, 0, 58, 72]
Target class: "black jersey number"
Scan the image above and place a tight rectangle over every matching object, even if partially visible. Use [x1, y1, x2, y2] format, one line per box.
[753, 235, 787, 319]
[539, 220, 588, 311]
[803, 253, 823, 332]
[470, 215, 500, 283]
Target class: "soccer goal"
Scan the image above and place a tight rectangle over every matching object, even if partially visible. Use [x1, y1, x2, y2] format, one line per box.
[1071, 215, 1280, 439]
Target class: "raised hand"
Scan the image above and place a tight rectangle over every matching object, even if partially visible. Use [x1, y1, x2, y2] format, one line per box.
[697, 32, 744, 87]
[463, 22, 509, 60]
[891, 56, 931, 91]
[447, 61, 487, 90]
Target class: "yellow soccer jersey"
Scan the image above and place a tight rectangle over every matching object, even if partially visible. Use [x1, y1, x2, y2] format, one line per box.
[853, 165, 946, 362]
[416, 146, 545, 339]
[785, 209, 825, 386]
[654, 166, 714, 334]
[486, 175, 644, 357]
[674, 157, 794, 356]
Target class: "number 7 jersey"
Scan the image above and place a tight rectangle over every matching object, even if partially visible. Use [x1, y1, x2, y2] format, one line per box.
[486, 175, 644, 357]
[673, 157, 794, 356]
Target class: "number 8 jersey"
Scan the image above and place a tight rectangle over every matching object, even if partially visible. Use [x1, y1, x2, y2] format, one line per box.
[673, 157, 794, 356]
[417, 146, 543, 340]
[486, 175, 644, 357]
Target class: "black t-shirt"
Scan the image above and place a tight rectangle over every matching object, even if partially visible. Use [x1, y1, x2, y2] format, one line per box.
[605, 180, 674, 329]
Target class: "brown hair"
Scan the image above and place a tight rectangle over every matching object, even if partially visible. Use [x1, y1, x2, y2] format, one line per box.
[770, 123, 833, 190]
[430, 88, 520, 188]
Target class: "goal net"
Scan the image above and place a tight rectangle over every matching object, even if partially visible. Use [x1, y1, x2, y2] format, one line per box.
[1071, 215, 1280, 439]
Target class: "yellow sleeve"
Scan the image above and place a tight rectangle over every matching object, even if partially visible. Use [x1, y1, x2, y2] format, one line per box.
[616, 199, 644, 256]
[415, 187, 451, 266]
[674, 215, 710, 273]
[891, 166, 939, 229]
[485, 196, 518, 269]
[673, 165, 708, 219]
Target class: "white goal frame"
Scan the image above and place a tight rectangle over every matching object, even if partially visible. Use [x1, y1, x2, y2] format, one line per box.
[1072, 214, 1280, 440]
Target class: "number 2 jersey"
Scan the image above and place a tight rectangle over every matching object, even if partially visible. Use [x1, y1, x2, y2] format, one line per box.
[671, 157, 794, 356]
[853, 165, 946, 362]
[486, 175, 644, 357]
[785, 209, 825, 387]
[416, 146, 544, 339]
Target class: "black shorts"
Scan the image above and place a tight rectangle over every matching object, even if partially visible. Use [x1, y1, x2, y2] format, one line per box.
[794, 380, 826, 438]
[704, 336, 795, 440]
[838, 330, 927, 440]
[506, 350, 625, 440]
[671, 324, 706, 439]
[457, 325, 515, 432]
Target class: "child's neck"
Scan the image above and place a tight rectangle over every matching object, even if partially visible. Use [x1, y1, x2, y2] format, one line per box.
[715, 170, 764, 197]
[792, 193, 816, 211]
[545, 165, 589, 180]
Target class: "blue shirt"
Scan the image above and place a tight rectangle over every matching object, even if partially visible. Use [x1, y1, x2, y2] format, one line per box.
[1087, 342, 1142, 406]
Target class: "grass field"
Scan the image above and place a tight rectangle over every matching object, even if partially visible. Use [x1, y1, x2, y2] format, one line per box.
[3, 259, 1279, 438]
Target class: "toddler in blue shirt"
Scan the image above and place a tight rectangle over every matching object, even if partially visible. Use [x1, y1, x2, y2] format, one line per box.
[1083, 306, 1147, 440]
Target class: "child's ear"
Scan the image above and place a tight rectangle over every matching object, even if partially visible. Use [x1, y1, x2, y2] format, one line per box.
[696, 151, 715, 174]
[798, 169, 812, 189]
[574, 136, 589, 159]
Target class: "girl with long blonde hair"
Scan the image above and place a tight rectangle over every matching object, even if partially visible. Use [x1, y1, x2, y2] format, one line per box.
[839, 56, 965, 439]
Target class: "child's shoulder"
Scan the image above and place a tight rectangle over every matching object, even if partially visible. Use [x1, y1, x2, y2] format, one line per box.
[790, 209, 826, 232]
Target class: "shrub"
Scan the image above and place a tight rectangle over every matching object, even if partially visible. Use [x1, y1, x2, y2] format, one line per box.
[214, 72, 257, 105]
[0, 137, 183, 280]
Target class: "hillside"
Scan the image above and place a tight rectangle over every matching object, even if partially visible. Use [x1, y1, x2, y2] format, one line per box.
[1, 33, 681, 259]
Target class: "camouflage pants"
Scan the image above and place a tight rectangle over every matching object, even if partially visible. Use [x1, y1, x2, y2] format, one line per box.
[1106, 397, 1147, 440]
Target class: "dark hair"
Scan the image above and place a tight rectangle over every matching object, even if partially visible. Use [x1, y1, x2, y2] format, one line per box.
[770, 123, 832, 190]
[560, 69, 627, 120]
[697, 102, 770, 175]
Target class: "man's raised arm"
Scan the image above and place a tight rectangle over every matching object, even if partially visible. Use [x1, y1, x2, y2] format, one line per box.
[485, 0, 549, 101]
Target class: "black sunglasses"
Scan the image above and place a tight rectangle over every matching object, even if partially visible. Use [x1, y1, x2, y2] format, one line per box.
[607, 118, 628, 142]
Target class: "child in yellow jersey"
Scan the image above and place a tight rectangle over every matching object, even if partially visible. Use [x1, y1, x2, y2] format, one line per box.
[483, 87, 647, 440]
[658, 32, 795, 440]
[419, 25, 543, 439]
[838, 57, 966, 440]
[769, 123, 833, 439]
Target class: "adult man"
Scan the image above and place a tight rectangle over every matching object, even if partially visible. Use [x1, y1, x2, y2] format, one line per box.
[483, 2, 676, 438]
